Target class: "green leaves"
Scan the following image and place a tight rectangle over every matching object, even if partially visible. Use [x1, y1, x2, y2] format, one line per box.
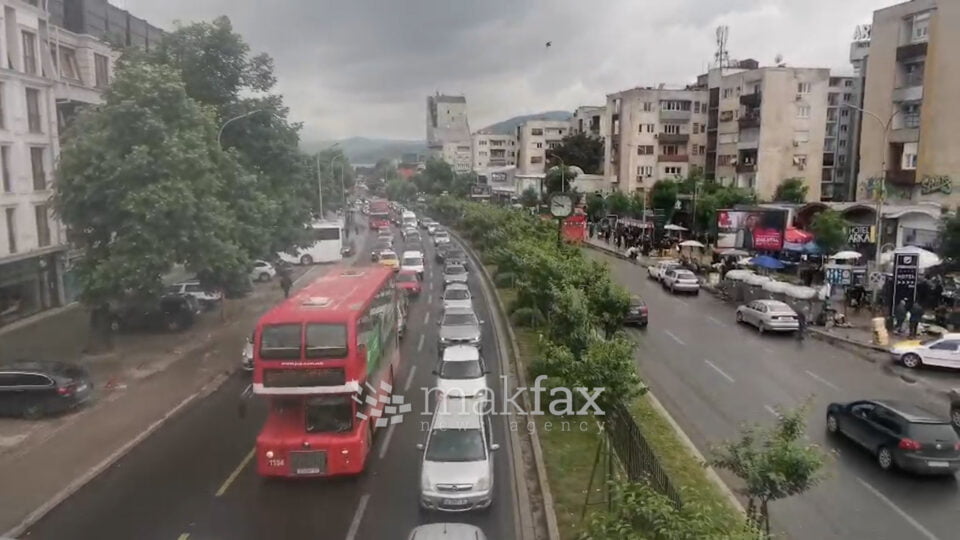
[773, 177, 809, 203]
[810, 210, 849, 255]
[546, 132, 604, 174]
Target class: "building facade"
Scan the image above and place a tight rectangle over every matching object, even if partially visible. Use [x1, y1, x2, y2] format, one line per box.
[48, 0, 163, 49]
[857, 0, 960, 207]
[603, 86, 709, 194]
[0, 0, 116, 326]
[471, 131, 516, 170]
[821, 74, 861, 201]
[426, 93, 471, 172]
[516, 119, 572, 175]
[572, 105, 605, 138]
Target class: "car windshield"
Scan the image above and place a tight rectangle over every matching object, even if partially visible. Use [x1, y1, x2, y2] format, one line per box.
[445, 266, 465, 275]
[402, 257, 423, 266]
[380, 253, 397, 261]
[397, 273, 418, 283]
[304, 323, 348, 359]
[436, 232, 449, 237]
[425, 428, 485, 462]
[440, 359, 483, 379]
[908, 423, 959, 441]
[445, 289, 470, 300]
[374, 243, 390, 251]
[444, 313, 477, 326]
[305, 395, 354, 433]
[676, 271, 696, 279]
[260, 324, 301, 359]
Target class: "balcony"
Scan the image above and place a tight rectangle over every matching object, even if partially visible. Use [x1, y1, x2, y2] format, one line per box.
[736, 163, 757, 173]
[892, 85, 923, 102]
[897, 42, 927, 62]
[823, 153, 835, 167]
[657, 133, 689, 144]
[738, 115, 760, 129]
[658, 154, 689, 163]
[886, 169, 917, 186]
[889, 127, 920, 143]
[488, 159, 508, 167]
[659, 109, 691, 122]
[739, 92, 762, 107]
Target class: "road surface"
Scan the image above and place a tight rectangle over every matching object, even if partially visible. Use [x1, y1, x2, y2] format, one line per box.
[586, 248, 960, 540]
[24, 227, 517, 540]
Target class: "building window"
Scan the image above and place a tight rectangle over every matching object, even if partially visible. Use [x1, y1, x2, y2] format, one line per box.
[30, 147, 45, 190]
[530, 128, 543, 136]
[5, 207, 15, 253]
[722, 88, 733, 99]
[664, 166, 682, 176]
[478, 140, 487, 145]
[0, 147, 9, 193]
[535, 142, 543, 149]
[698, 145, 705, 155]
[660, 100, 691, 111]
[636, 165, 653, 177]
[35, 204, 50, 247]
[663, 124, 681, 135]
[717, 155, 733, 166]
[719, 110, 734, 122]
[478, 151, 487, 157]
[911, 13, 930, 43]
[547, 141, 560, 150]
[661, 144, 679, 156]
[796, 105, 811, 119]
[793, 130, 810, 143]
[840, 108, 850, 118]
[22, 31, 37, 75]
[530, 156, 543, 164]
[26, 88, 41, 133]
[637, 145, 654, 155]
[844, 79, 854, 87]
[643, 102, 652, 112]
[797, 82, 811, 94]
[694, 102, 701, 114]
[843, 93, 852, 103]
[691, 145, 699, 156]
[793, 154, 807, 168]
[839, 139, 847, 149]
[692, 123, 700, 134]
[58, 47, 81, 81]
[718, 132, 739, 144]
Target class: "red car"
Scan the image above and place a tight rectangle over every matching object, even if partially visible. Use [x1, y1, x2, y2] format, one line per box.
[396, 270, 422, 296]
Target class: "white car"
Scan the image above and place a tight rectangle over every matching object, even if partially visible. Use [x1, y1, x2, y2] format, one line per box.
[166, 281, 222, 309]
[418, 395, 498, 512]
[441, 283, 473, 310]
[401, 250, 426, 278]
[434, 230, 450, 245]
[661, 268, 700, 295]
[736, 300, 800, 333]
[434, 345, 489, 399]
[407, 524, 487, 540]
[892, 333, 960, 370]
[647, 260, 680, 282]
[249, 260, 276, 282]
[426, 223, 439, 235]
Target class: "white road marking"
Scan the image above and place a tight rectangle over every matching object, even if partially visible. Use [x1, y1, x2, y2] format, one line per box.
[763, 347, 776, 355]
[403, 365, 418, 392]
[378, 425, 396, 460]
[855, 477, 941, 540]
[417, 334, 425, 352]
[664, 330, 686, 346]
[805, 370, 841, 391]
[704, 360, 735, 383]
[423, 312, 430, 325]
[707, 315, 727, 326]
[240, 384, 252, 398]
[216, 447, 255, 497]
[344, 493, 371, 540]
[764, 405, 779, 417]
[427, 293, 433, 303]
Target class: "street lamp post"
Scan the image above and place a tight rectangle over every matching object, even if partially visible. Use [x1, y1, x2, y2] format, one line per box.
[217, 109, 276, 147]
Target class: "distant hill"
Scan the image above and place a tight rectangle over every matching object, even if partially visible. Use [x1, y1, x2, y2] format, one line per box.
[481, 110, 573, 135]
[302, 137, 427, 164]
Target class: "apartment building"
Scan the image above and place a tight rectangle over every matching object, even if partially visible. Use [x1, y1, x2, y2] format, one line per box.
[821, 74, 862, 201]
[48, 0, 163, 49]
[572, 105, 605, 138]
[0, 0, 115, 325]
[603, 86, 709, 193]
[516, 119, 571, 175]
[857, 0, 960, 206]
[701, 63, 830, 202]
[471, 131, 516, 170]
[426, 93, 471, 172]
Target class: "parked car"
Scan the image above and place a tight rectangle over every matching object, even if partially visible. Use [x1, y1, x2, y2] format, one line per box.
[736, 300, 799, 333]
[108, 294, 199, 333]
[0, 360, 94, 419]
[438, 306, 483, 352]
[401, 250, 426, 278]
[891, 333, 960, 370]
[442, 283, 473, 311]
[249, 260, 276, 282]
[826, 399, 960, 474]
[397, 270, 423, 296]
[443, 263, 468, 287]
[661, 269, 700, 295]
[167, 281, 223, 309]
[624, 296, 648, 327]
[434, 230, 451, 246]
[378, 250, 401, 272]
[418, 395, 498, 512]
[647, 260, 680, 282]
[407, 523, 487, 540]
[434, 345, 489, 399]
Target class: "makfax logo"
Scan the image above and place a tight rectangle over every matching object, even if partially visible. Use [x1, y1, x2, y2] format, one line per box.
[353, 380, 411, 428]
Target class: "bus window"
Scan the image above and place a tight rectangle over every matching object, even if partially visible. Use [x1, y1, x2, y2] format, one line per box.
[260, 324, 302, 359]
[312, 227, 341, 241]
[305, 395, 354, 433]
[305, 323, 348, 359]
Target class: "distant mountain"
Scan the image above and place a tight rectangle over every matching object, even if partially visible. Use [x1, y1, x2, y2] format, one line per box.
[481, 110, 573, 135]
[301, 137, 427, 165]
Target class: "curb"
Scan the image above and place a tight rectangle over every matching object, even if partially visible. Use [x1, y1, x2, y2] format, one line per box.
[2, 369, 235, 539]
[582, 241, 655, 268]
[451, 230, 559, 540]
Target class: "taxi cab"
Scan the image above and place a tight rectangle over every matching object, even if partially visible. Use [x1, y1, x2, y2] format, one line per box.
[378, 250, 400, 271]
[891, 333, 960, 370]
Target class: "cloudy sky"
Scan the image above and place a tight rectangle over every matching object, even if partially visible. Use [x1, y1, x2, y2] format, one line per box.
[123, 0, 890, 142]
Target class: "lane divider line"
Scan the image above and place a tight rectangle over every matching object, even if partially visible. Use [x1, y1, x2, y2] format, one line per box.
[417, 334, 425, 352]
[403, 365, 418, 393]
[378, 425, 396, 460]
[855, 477, 940, 540]
[177, 534, 190, 540]
[423, 312, 430, 325]
[215, 447, 255, 497]
[344, 493, 371, 540]
[707, 315, 727, 327]
[704, 360, 735, 383]
[805, 370, 840, 391]
[764, 405, 779, 417]
[664, 330, 686, 346]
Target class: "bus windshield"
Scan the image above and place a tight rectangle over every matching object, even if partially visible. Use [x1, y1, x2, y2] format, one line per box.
[260, 324, 302, 359]
[305, 395, 354, 433]
[305, 323, 348, 359]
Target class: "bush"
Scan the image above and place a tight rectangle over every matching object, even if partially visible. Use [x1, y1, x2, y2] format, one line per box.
[510, 306, 545, 328]
[494, 271, 516, 288]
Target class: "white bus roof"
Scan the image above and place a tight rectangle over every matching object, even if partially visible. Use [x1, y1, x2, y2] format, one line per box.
[310, 219, 344, 228]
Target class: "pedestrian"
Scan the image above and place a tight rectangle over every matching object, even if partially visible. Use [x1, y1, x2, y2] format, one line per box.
[893, 299, 907, 334]
[909, 302, 925, 337]
[796, 305, 808, 340]
[280, 273, 293, 299]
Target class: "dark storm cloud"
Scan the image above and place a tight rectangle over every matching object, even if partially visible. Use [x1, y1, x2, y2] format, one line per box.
[124, 0, 889, 140]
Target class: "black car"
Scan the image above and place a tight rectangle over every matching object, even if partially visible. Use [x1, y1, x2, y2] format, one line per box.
[445, 249, 468, 269]
[624, 297, 648, 327]
[108, 294, 199, 333]
[0, 360, 94, 419]
[826, 399, 960, 474]
[435, 243, 454, 263]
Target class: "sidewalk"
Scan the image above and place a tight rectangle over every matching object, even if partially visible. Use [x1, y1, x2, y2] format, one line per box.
[0, 262, 329, 536]
[582, 237, 656, 267]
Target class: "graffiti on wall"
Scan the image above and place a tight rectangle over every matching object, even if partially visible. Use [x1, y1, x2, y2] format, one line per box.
[919, 175, 952, 196]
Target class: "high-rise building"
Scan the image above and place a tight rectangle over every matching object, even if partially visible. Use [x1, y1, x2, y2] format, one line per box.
[857, 0, 959, 206]
[516, 119, 572, 175]
[471, 131, 517, 170]
[821, 74, 862, 201]
[426, 93, 471, 172]
[572, 105, 605, 138]
[603, 86, 709, 194]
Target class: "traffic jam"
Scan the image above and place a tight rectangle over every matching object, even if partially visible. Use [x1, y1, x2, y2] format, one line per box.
[244, 198, 498, 538]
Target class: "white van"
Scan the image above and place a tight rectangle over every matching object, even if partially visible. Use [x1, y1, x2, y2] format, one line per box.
[278, 220, 344, 265]
[402, 211, 418, 229]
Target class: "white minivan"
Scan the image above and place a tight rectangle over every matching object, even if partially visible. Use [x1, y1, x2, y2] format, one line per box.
[402, 211, 418, 230]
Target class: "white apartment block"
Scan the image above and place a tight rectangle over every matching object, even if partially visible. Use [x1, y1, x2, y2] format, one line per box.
[572, 105, 605, 138]
[0, 0, 114, 325]
[438, 140, 472, 173]
[516, 119, 571, 175]
[426, 93, 471, 172]
[471, 131, 516, 170]
[603, 86, 709, 194]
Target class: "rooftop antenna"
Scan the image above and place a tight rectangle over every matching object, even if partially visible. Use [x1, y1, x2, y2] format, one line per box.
[715, 25, 730, 69]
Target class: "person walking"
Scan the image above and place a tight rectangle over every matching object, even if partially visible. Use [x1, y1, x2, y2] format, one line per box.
[909, 302, 925, 338]
[280, 271, 293, 299]
[796, 305, 808, 341]
[893, 299, 908, 335]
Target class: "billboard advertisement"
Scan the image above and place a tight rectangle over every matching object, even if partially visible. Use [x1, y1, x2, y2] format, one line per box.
[716, 209, 788, 251]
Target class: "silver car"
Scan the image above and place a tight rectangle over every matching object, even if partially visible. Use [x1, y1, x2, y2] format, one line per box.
[736, 299, 800, 333]
[661, 269, 700, 295]
[407, 523, 487, 540]
[434, 230, 451, 245]
[438, 306, 483, 352]
[442, 283, 473, 311]
[418, 395, 498, 512]
[443, 263, 468, 286]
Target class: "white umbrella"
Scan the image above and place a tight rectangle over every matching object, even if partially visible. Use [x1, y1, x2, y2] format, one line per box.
[664, 224, 688, 231]
[879, 246, 941, 269]
[829, 251, 863, 260]
[719, 248, 749, 256]
[679, 240, 705, 248]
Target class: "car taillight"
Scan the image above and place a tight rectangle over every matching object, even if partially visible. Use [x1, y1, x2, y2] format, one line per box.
[57, 385, 74, 396]
[954, 441, 960, 451]
[898, 438, 922, 451]
[640, 306, 648, 314]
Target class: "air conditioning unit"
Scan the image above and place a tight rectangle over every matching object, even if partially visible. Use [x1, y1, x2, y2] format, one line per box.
[793, 141, 800, 147]
[795, 94, 803, 101]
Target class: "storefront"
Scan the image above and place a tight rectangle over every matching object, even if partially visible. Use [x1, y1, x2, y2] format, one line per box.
[893, 209, 940, 251]
[0, 250, 65, 327]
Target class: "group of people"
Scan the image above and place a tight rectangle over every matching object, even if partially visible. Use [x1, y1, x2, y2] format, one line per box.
[893, 299, 926, 337]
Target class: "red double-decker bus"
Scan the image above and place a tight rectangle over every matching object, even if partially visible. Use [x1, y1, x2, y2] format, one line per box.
[368, 199, 390, 229]
[252, 265, 400, 477]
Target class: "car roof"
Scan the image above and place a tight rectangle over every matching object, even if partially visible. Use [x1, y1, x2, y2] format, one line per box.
[442, 345, 480, 362]
[755, 299, 791, 309]
[0, 360, 77, 375]
[432, 396, 484, 429]
[444, 263, 465, 270]
[380, 250, 397, 257]
[937, 333, 960, 340]
[443, 306, 476, 316]
[871, 400, 947, 423]
[398, 269, 418, 276]
[444, 283, 469, 292]
[402, 251, 424, 258]
[408, 523, 487, 540]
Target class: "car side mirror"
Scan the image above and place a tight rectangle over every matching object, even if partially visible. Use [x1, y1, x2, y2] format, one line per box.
[490, 443, 500, 451]
[484, 369, 491, 374]
[416, 443, 425, 451]
[431, 370, 438, 375]
[480, 320, 486, 325]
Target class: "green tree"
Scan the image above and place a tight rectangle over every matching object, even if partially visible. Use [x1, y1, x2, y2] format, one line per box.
[774, 177, 809, 203]
[650, 180, 679, 216]
[710, 402, 828, 536]
[810, 209, 849, 255]
[544, 165, 579, 194]
[385, 179, 417, 203]
[55, 59, 248, 340]
[419, 158, 455, 194]
[695, 184, 756, 234]
[606, 191, 631, 216]
[520, 186, 540, 208]
[585, 193, 606, 221]
[450, 172, 478, 199]
[939, 213, 960, 262]
[547, 132, 604, 174]
[628, 191, 646, 219]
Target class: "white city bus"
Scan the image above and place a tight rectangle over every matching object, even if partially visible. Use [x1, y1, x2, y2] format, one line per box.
[278, 220, 344, 265]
